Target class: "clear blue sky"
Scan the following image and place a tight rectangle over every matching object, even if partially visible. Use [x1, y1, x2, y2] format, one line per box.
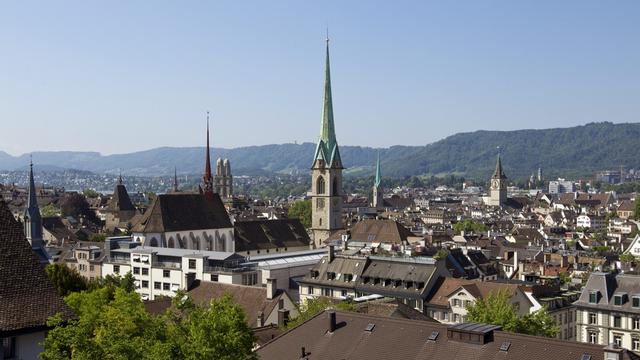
[1, 1, 638, 155]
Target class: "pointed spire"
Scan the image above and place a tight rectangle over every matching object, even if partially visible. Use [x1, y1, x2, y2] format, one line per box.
[374, 151, 382, 188]
[173, 167, 179, 192]
[118, 171, 123, 185]
[24, 157, 43, 246]
[203, 111, 214, 197]
[493, 153, 506, 179]
[313, 35, 341, 168]
[27, 158, 37, 210]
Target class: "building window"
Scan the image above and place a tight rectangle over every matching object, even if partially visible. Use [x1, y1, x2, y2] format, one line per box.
[614, 295, 623, 306]
[454, 314, 461, 323]
[154, 282, 161, 290]
[341, 290, 347, 297]
[141, 280, 149, 289]
[163, 283, 170, 291]
[589, 332, 597, 344]
[241, 273, 258, 286]
[141, 268, 149, 276]
[589, 313, 597, 325]
[614, 334, 623, 347]
[316, 176, 325, 195]
[589, 292, 598, 304]
[633, 338, 640, 351]
[2, 337, 15, 359]
[113, 265, 120, 274]
[633, 297, 640, 308]
[613, 315, 622, 328]
[163, 270, 170, 278]
[211, 274, 219, 282]
[133, 267, 140, 275]
[89, 265, 94, 272]
[633, 318, 640, 330]
[322, 288, 332, 297]
[188, 259, 196, 269]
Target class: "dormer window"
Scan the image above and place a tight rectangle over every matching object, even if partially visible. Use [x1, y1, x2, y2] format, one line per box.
[614, 293, 627, 306]
[589, 291, 599, 304]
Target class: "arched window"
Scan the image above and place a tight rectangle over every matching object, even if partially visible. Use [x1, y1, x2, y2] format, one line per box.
[192, 236, 199, 250]
[316, 176, 325, 194]
[168, 237, 175, 248]
[333, 177, 339, 195]
[319, 218, 322, 226]
[149, 237, 158, 247]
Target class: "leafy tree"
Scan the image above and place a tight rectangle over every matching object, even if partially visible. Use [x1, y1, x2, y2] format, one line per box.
[41, 204, 60, 217]
[453, 220, 488, 235]
[43, 288, 256, 360]
[288, 200, 312, 228]
[45, 263, 88, 297]
[82, 189, 99, 198]
[466, 290, 558, 338]
[620, 253, 636, 264]
[59, 193, 91, 219]
[434, 249, 449, 260]
[90, 233, 106, 242]
[635, 200, 640, 220]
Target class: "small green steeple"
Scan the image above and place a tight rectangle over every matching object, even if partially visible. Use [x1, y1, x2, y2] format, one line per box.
[313, 37, 342, 168]
[374, 151, 382, 187]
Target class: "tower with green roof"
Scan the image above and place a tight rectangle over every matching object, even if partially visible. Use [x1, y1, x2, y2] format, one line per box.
[311, 36, 344, 247]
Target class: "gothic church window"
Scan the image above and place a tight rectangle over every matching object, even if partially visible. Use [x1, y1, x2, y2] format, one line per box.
[317, 177, 325, 194]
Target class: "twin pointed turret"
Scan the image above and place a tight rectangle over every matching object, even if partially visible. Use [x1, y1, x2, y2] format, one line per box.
[312, 37, 342, 169]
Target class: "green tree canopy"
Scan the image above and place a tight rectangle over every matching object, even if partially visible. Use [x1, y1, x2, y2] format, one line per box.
[82, 189, 99, 198]
[45, 263, 88, 297]
[466, 290, 559, 338]
[42, 286, 256, 360]
[288, 200, 312, 228]
[41, 204, 60, 217]
[453, 220, 488, 235]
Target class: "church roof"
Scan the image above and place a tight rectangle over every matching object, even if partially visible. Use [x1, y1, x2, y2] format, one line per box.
[0, 200, 74, 335]
[131, 193, 232, 233]
[313, 39, 342, 168]
[234, 219, 311, 252]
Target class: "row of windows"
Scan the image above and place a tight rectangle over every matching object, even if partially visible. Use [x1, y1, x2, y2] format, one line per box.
[451, 299, 473, 308]
[78, 264, 94, 272]
[306, 286, 348, 298]
[587, 312, 640, 330]
[587, 331, 640, 351]
[153, 282, 179, 291]
[115, 266, 172, 278]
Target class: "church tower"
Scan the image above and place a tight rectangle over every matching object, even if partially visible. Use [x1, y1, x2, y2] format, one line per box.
[372, 152, 383, 209]
[488, 154, 507, 207]
[23, 160, 49, 263]
[202, 112, 214, 200]
[311, 36, 344, 247]
[24, 160, 43, 248]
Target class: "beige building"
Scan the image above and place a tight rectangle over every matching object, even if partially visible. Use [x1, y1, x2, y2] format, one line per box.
[64, 241, 105, 281]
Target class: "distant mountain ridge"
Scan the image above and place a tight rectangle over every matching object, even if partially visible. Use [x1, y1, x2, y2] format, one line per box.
[2, 122, 639, 180]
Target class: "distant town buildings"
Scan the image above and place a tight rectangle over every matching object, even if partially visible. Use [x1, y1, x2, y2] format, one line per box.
[549, 178, 576, 194]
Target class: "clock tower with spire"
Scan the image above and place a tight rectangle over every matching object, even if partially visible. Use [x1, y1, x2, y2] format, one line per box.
[488, 153, 508, 207]
[310, 36, 344, 247]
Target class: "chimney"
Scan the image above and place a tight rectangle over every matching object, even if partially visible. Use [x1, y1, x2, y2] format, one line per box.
[327, 310, 336, 333]
[328, 245, 335, 262]
[277, 308, 289, 327]
[266, 278, 277, 300]
[257, 311, 264, 327]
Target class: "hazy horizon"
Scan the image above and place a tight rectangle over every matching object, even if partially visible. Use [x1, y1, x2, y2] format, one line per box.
[1, 1, 639, 155]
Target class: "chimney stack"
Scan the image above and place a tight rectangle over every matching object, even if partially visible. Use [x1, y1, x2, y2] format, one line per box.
[327, 310, 336, 333]
[257, 311, 264, 327]
[266, 278, 277, 300]
[328, 245, 335, 262]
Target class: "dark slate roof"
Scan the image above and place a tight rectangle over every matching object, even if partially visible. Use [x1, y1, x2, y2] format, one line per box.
[107, 184, 136, 212]
[575, 272, 640, 312]
[256, 310, 619, 360]
[356, 257, 441, 300]
[301, 255, 367, 290]
[0, 200, 74, 336]
[234, 219, 311, 252]
[132, 193, 232, 233]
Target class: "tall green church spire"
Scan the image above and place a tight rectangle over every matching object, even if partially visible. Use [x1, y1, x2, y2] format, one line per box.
[374, 151, 382, 187]
[313, 36, 342, 168]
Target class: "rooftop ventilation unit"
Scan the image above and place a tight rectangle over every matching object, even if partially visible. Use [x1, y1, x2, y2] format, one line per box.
[580, 354, 592, 360]
[427, 331, 439, 341]
[499, 342, 511, 352]
[364, 323, 375, 332]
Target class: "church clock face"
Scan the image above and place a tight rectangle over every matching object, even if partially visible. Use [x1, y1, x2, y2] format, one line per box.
[492, 179, 499, 189]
